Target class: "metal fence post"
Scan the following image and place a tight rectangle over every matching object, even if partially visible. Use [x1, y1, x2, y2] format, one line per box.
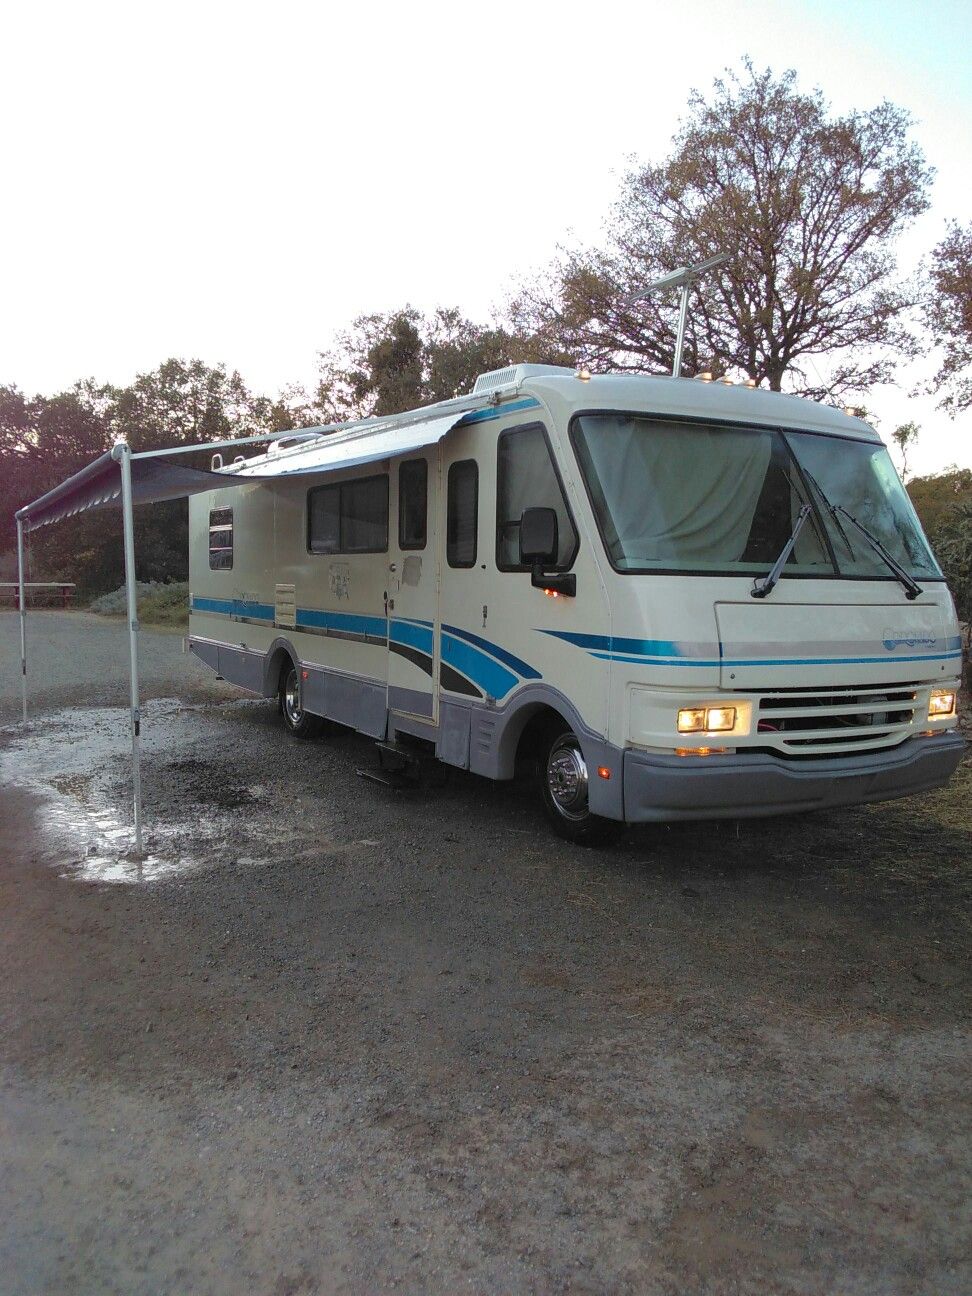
[16, 516, 27, 725]
[112, 441, 144, 857]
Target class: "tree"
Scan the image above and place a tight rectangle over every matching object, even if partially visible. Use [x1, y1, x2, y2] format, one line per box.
[317, 306, 552, 420]
[891, 420, 920, 480]
[931, 500, 972, 629]
[923, 222, 972, 414]
[907, 466, 972, 537]
[510, 61, 931, 399]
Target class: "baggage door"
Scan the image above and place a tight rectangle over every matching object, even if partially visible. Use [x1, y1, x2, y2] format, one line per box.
[386, 452, 439, 723]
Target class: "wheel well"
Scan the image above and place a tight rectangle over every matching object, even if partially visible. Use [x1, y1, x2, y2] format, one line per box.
[512, 705, 569, 774]
[264, 646, 297, 698]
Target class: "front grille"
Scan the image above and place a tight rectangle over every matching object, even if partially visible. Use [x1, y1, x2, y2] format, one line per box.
[754, 683, 919, 756]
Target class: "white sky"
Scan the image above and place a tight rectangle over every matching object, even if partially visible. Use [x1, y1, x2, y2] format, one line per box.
[2, 0, 970, 476]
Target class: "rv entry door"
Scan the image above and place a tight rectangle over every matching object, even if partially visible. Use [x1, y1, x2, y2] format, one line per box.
[387, 454, 439, 723]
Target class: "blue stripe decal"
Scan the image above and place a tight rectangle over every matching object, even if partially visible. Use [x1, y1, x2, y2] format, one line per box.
[593, 650, 961, 668]
[442, 624, 542, 680]
[390, 619, 434, 653]
[193, 596, 275, 620]
[296, 608, 388, 637]
[459, 397, 542, 425]
[441, 634, 519, 698]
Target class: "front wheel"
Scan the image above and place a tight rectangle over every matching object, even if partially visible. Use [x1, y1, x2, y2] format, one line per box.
[539, 726, 621, 846]
[279, 664, 324, 740]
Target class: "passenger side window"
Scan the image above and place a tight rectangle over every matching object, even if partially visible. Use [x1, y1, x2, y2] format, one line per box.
[308, 475, 388, 554]
[447, 460, 478, 568]
[208, 507, 233, 570]
[496, 424, 578, 569]
[398, 459, 427, 550]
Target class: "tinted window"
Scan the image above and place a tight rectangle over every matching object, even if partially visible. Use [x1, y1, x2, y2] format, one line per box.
[497, 424, 578, 569]
[208, 507, 233, 570]
[447, 460, 478, 568]
[308, 476, 388, 554]
[399, 459, 427, 550]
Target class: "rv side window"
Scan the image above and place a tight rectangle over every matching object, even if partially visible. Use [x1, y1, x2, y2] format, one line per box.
[447, 460, 478, 568]
[398, 459, 427, 550]
[496, 424, 578, 570]
[308, 475, 388, 554]
[208, 507, 233, 570]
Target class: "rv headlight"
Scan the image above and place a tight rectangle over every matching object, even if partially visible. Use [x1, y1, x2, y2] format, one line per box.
[928, 689, 956, 719]
[677, 706, 736, 734]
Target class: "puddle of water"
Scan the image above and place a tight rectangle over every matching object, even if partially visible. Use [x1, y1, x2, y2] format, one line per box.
[0, 699, 321, 885]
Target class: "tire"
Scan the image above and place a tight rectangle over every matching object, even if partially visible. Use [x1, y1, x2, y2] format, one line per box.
[539, 724, 621, 846]
[279, 664, 325, 740]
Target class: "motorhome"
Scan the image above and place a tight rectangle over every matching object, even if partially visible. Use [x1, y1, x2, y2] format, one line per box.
[187, 364, 964, 842]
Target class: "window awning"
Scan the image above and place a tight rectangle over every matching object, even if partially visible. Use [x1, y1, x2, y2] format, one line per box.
[16, 407, 481, 532]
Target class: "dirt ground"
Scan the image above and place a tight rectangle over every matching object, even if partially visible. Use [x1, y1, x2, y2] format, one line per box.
[1, 612, 969, 1295]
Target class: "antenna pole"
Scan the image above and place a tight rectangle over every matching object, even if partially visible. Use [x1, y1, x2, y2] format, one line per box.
[672, 283, 691, 377]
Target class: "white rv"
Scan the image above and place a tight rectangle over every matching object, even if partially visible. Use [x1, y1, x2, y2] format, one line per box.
[187, 365, 964, 842]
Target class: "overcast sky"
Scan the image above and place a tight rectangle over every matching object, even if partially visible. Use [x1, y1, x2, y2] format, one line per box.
[2, 0, 970, 475]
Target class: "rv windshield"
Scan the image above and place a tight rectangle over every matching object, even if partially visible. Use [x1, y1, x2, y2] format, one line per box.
[571, 414, 941, 580]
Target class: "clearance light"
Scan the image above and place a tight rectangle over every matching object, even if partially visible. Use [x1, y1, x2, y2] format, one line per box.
[928, 689, 956, 719]
[677, 705, 737, 733]
[597, 766, 612, 780]
[575, 366, 592, 381]
[697, 372, 713, 383]
[743, 378, 757, 387]
[675, 747, 728, 757]
[544, 588, 560, 598]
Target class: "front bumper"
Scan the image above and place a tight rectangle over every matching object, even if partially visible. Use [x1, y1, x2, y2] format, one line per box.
[622, 732, 966, 823]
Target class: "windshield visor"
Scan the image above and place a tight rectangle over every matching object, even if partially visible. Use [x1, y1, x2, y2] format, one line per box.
[572, 415, 941, 580]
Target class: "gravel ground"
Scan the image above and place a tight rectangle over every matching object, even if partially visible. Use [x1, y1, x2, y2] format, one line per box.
[0, 611, 969, 1295]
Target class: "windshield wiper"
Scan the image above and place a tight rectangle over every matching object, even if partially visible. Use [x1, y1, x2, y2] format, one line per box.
[751, 503, 813, 599]
[831, 505, 924, 600]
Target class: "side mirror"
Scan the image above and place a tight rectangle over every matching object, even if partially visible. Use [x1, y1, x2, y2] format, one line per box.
[519, 507, 559, 567]
[518, 506, 576, 598]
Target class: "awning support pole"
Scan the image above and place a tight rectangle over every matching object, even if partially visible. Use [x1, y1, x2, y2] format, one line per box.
[112, 441, 144, 857]
[16, 517, 27, 725]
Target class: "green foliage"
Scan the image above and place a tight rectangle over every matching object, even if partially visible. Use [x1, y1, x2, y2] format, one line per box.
[923, 222, 972, 415]
[317, 306, 553, 420]
[510, 60, 931, 400]
[89, 580, 189, 626]
[891, 421, 920, 480]
[929, 501, 972, 625]
[907, 467, 972, 537]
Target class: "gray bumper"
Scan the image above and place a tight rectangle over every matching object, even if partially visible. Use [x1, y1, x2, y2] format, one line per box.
[622, 732, 966, 823]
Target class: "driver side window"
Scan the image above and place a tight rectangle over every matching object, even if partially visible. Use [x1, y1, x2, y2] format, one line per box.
[496, 423, 578, 570]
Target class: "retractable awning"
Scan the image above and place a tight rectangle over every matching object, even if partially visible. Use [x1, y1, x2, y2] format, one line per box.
[15, 406, 481, 532]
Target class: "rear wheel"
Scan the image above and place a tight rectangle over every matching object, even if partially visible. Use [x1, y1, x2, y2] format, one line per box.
[539, 725, 621, 846]
[279, 664, 324, 740]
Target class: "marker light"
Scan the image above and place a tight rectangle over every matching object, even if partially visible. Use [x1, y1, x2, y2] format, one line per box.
[597, 766, 612, 780]
[544, 588, 560, 598]
[675, 747, 728, 757]
[677, 706, 737, 733]
[928, 689, 956, 719]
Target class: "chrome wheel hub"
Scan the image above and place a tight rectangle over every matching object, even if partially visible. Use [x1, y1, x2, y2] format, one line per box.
[546, 738, 590, 820]
[284, 669, 303, 725]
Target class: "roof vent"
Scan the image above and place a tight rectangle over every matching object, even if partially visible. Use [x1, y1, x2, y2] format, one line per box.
[267, 430, 327, 455]
[471, 363, 575, 394]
